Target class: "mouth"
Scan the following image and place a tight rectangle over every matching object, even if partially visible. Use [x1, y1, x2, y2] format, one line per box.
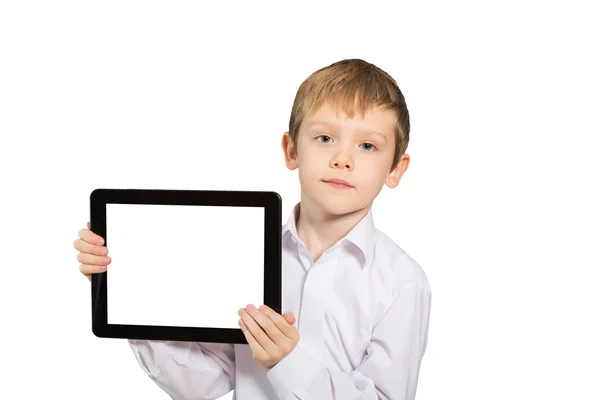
[323, 179, 354, 189]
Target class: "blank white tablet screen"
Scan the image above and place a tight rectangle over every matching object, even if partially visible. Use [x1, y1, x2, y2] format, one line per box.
[105, 203, 264, 329]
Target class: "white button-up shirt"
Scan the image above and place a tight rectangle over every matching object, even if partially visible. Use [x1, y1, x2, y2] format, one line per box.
[128, 202, 431, 399]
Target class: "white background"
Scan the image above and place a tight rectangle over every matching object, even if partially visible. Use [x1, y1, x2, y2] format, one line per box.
[1, 1, 598, 399]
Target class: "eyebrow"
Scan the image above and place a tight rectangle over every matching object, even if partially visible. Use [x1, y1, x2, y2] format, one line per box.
[307, 121, 388, 142]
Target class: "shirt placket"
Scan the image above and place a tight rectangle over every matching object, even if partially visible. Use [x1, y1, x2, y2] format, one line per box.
[296, 245, 339, 363]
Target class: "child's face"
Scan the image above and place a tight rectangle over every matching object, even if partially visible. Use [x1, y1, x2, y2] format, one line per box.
[282, 102, 409, 215]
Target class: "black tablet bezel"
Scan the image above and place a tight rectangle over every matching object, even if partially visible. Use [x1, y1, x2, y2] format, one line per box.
[89, 188, 282, 344]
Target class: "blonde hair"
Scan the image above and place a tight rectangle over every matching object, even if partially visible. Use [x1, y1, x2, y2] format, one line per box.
[288, 59, 410, 173]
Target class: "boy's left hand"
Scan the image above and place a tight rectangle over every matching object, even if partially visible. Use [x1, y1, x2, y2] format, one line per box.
[238, 304, 299, 373]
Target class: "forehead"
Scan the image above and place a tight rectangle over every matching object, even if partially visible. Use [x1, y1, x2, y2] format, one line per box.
[303, 102, 396, 137]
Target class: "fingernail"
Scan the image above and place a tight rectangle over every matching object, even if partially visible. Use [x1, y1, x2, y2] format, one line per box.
[259, 305, 266, 311]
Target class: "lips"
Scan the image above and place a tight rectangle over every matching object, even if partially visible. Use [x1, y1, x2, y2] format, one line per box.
[324, 178, 353, 188]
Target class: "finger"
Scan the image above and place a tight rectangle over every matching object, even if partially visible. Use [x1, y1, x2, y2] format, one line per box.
[80, 263, 108, 277]
[246, 304, 289, 345]
[284, 312, 296, 325]
[73, 237, 109, 256]
[77, 250, 111, 267]
[259, 306, 298, 340]
[78, 227, 104, 246]
[259, 305, 294, 322]
[87, 221, 90, 229]
[239, 307, 280, 353]
[238, 319, 268, 360]
[260, 306, 295, 326]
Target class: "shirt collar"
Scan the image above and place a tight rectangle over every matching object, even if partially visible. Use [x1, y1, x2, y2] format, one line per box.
[283, 201, 376, 268]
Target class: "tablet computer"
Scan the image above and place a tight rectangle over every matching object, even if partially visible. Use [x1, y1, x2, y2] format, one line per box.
[89, 188, 282, 344]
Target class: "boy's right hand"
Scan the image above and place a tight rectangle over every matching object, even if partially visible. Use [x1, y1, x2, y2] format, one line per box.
[73, 222, 111, 281]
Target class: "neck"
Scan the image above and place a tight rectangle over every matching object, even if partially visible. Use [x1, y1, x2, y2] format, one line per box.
[295, 191, 371, 257]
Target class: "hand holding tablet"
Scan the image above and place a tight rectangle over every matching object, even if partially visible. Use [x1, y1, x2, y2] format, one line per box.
[75, 221, 111, 280]
[84, 188, 282, 344]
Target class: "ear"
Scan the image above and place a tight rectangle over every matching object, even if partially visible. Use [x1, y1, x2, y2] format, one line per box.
[281, 131, 299, 170]
[385, 154, 410, 188]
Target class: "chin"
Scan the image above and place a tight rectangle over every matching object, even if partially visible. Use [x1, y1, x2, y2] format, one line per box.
[322, 203, 352, 216]
[312, 193, 363, 216]
[302, 179, 371, 215]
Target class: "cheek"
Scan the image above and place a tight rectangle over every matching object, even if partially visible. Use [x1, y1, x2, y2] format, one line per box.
[361, 162, 391, 187]
[298, 162, 319, 184]
[297, 150, 322, 175]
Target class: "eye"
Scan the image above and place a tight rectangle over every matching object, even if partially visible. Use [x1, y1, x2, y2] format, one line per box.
[316, 135, 332, 143]
[361, 143, 377, 151]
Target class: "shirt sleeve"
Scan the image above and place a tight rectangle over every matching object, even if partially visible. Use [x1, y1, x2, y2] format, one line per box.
[128, 339, 235, 400]
[266, 277, 432, 400]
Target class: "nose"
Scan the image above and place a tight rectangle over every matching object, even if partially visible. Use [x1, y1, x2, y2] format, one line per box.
[330, 149, 354, 170]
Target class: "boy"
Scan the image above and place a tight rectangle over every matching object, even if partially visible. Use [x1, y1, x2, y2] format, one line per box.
[74, 58, 431, 399]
